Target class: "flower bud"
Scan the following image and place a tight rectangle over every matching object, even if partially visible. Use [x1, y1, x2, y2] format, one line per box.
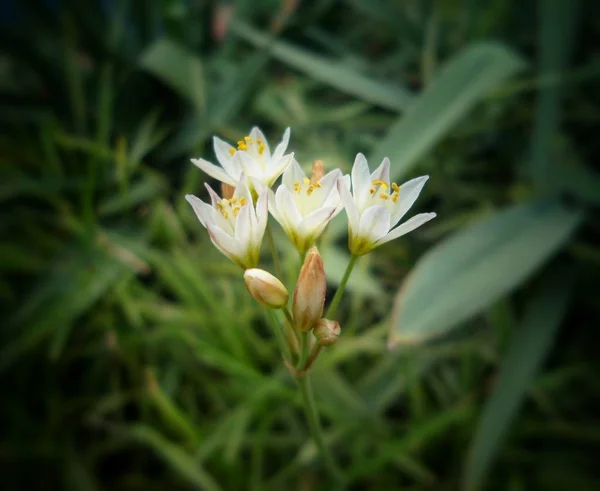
[313, 318, 341, 346]
[311, 159, 325, 183]
[220, 182, 235, 199]
[244, 269, 289, 309]
[293, 247, 326, 331]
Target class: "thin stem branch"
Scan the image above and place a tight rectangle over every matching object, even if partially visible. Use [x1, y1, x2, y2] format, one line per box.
[297, 373, 344, 481]
[325, 255, 358, 319]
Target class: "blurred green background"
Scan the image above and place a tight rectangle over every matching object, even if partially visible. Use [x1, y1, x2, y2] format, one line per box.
[2, 0, 599, 489]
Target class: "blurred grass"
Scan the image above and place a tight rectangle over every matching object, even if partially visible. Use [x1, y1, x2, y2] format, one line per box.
[1, 1, 599, 490]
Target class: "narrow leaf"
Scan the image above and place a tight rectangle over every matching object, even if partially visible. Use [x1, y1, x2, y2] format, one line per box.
[370, 42, 526, 181]
[389, 198, 582, 347]
[462, 267, 573, 491]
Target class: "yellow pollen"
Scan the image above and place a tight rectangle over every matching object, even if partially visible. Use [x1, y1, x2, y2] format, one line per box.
[239, 197, 247, 206]
[373, 179, 389, 190]
[307, 185, 315, 196]
[244, 136, 253, 143]
[380, 193, 389, 200]
[257, 139, 265, 155]
[392, 192, 399, 203]
[221, 210, 229, 219]
[232, 206, 241, 217]
[369, 188, 375, 195]
[230, 197, 238, 204]
[312, 181, 322, 188]
[294, 182, 301, 192]
[229, 148, 235, 156]
[391, 182, 400, 192]
[237, 140, 247, 151]
[303, 177, 310, 185]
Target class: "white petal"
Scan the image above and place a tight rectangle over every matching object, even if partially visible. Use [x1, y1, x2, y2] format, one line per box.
[254, 189, 269, 237]
[234, 200, 252, 245]
[282, 157, 306, 190]
[337, 178, 359, 233]
[233, 174, 253, 203]
[277, 185, 303, 230]
[358, 205, 391, 244]
[204, 183, 221, 207]
[206, 223, 242, 263]
[237, 151, 262, 181]
[318, 169, 342, 203]
[250, 126, 271, 160]
[267, 152, 294, 186]
[271, 127, 291, 163]
[213, 137, 242, 178]
[299, 206, 336, 238]
[191, 158, 236, 186]
[185, 194, 212, 228]
[351, 153, 372, 211]
[376, 212, 436, 246]
[371, 157, 391, 185]
[390, 175, 430, 226]
[267, 188, 281, 222]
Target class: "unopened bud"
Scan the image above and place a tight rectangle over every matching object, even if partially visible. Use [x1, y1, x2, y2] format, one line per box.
[244, 269, 289, 309]
[293, 247, 326, 331]
[221, 182, 235, 199]
[311, 160, 325, 183]
[313, 318, 341, 346]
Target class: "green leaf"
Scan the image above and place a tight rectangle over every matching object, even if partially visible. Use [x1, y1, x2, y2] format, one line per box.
[462, 267, 573, 491]
[389, 198, 582, 347]
[139, 38, 205, 113]
[370, 42, 526, 181]
[231, 20, 414, 112]
[123, 424, 221, 491]
[530, 0, 580, 189]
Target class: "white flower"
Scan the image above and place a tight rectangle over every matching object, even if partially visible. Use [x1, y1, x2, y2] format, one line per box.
[269, 158, 348, 253]
[337, 153, 436, 256]
[185, 175, 268, 269]
[191, 126, 293, 188]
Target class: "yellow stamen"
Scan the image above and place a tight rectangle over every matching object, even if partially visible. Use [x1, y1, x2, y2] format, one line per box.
[392, 192, 399, 203]
[244, 136, 253, 143]
[257, 139, 265, 155]
[373, 179, 389, 190]
[380, 193, 389, 200]
[237, 141, 247, 151]
[229, 148, 235, 156]
[369, 188, 376, 195]
[303, 177, 310, 185]
[221, 210, 229, 219]
[312, 181, 322, 188]
[391, 182, 400, 192]
[232, 206, 241, 217]
[294, 182, 301, 192]
[307, 185, 315, 196]
[230, 196, 238, 204]
[239, 197, 247, 206]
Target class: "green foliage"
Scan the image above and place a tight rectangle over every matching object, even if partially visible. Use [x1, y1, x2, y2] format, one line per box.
[1, 1, 599, 490]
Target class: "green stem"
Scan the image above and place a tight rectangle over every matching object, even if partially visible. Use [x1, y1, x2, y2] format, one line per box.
[297, 372, 344, 481]
[266, 223, 282, 279]
[325, 255, 358, 319]
[266, 310, 291, 364]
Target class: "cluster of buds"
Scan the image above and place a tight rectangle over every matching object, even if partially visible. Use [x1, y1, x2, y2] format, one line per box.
[185, 126, 436, 372]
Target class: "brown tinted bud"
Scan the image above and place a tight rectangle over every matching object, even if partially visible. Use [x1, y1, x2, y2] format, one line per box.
[311, 160, 325, 183]
[293, 247, 326, 331]
[220, 182, 235, 199]
[244, 269, 289, 309]
[313, 318, 341, 346]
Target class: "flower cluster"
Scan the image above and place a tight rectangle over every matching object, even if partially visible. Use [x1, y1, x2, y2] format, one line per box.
[185, 126, 435, 372]
[186, 127, 435, 266]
